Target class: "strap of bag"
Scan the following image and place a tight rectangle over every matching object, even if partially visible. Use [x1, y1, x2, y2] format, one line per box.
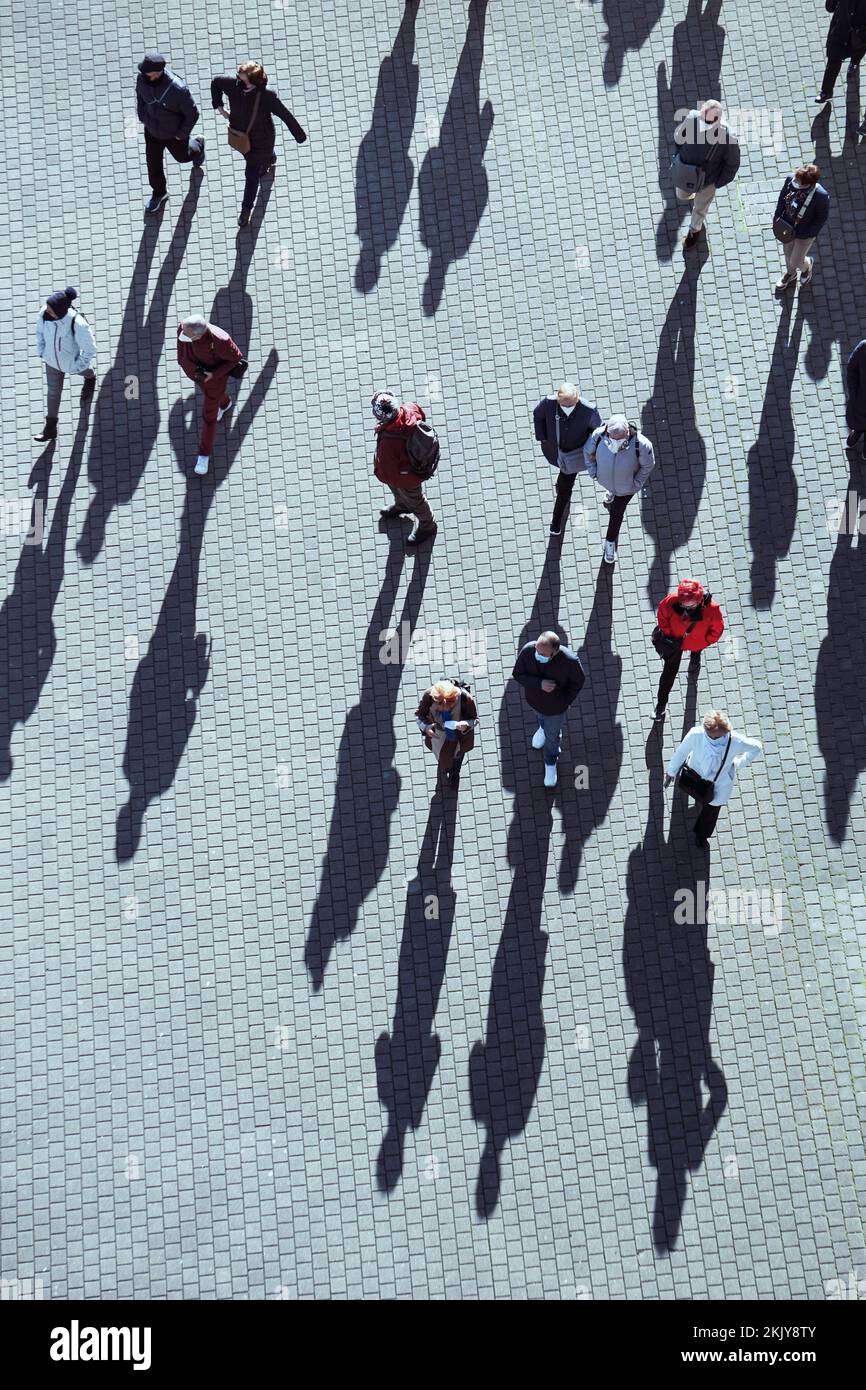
[787, 183, 817, 226]
[715, 735, 732, 779]
[244, 90, 263, 135]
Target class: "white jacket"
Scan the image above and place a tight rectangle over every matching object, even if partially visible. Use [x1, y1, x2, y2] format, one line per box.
[667, 725, 762, 806]
[36, 308, 96, 375]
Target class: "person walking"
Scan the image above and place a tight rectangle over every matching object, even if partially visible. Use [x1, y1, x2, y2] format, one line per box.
[372, 390, 438, 547]
[512, 630, 585, 788]
[816, 0, 866, 103]
[211, 62, 307, 228]
[665, 709, 763, 849]
[532, 382, 602, 536]
[773, 163, 830, 292]
[34, 286, 96, 442]
[584, 414, 656, 566]
[845, 338, 866, 458]
[176, 315, 243, 475]
[415, 679, 477, 787]
[651, 579, 724, 721]
[137, 52, 204, 214]
[671, 99, 740, 250]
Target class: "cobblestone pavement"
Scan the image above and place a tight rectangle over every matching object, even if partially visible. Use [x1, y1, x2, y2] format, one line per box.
[1, 0, 865, 1300]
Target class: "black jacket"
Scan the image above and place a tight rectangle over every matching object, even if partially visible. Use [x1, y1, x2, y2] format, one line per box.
[211, 77, 307, 151]
[136, 68, 199, 141]
[826, 0, 866, 60]
[533, 397, 601, 465]
[675, 111, 740, 188]
[512, 642, 585, 715]
[846, 339, 866, 430]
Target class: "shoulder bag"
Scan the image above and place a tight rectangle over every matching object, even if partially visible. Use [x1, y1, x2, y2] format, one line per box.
[651, 595, 710, 661]
[773, 184, 816, 243]
[228, 90, 263, 154]
[677, 734, 732, 803]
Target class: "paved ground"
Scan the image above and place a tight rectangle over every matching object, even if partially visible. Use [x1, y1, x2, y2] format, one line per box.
[1, 0, 865, 1301]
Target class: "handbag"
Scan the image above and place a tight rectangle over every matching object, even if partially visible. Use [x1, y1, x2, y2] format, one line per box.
[670, 149, 707, 194]
[227, 90, 262, 154]
[651, 597, 709, 661]
[553, 409, 588, 475]
[773, 184, 816, 243]
[676, 735, 732, 803]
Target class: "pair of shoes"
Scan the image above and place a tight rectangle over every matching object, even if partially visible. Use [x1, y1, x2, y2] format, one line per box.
[652, 703, 666, 722]
[238, 208, 252, 228]
[694, 832, 710, 850]
[683, 228, 701, 250]
[406, 524, 437, 547]
[531, 727, 546, 750]
[217, 400, 233, 422]
[543, 764, 558, 788]
[194, 455, 210, 476]
[549, 522, 562, 536]
[814, 91, 830, 104]
[775, 272, 796, 292]
[33, 415, 58, 442]
[380, 505, 410, 518]
[145, 192, 168, 214]
[799, 257, 814, 286]
[603, 540, 616, 565]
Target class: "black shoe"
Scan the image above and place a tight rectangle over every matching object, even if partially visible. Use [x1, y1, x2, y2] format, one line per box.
[694, 831, 710, 850]
[814, 91, 830, 104]
[33, 416, 58, 441]
[683, 228, 701, 250]
[652, 703, 666, 722]
[406, 525, 437, 547]
[380, 505, 410, 518]
[549, 522, 562, 536]
[145, 192, 168, 213]
[238, 207, 252, 228]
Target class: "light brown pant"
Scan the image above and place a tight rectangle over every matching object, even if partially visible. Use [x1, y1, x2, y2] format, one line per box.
[389, 483, 435, 528]
[676, 182, 717, 231]
[783, 236, 815, 276]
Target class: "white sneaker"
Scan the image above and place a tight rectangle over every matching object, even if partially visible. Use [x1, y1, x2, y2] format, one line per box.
[775, 271, 796, 292]
[799, 257, 814, 286]
[217, 399, 233, 421]
[544, 764, 558, 788]
[604, 540, 616, 565]
[531, 727, 546, 750]
[194, 455, 210, 475]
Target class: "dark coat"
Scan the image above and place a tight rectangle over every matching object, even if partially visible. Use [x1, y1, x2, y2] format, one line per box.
[845, 339, 866, 430]
[136, 68, 199, 141]
[176, 325, 242, 389]
[826, 0, 866, 61]
[374, 403, 425, 487]
[532, 397, 601, 466]
[512, 642, 585, 715]
[675, 111, 740, 188]
[773, 178, 831, 240]
[416, 689, 477, 768]
[210, 77, 307, 152]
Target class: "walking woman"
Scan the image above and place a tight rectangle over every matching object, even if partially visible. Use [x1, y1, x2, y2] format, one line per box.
[816, 0, 866, 103]
[415, 680, 477, 788]
[652, 579, 724, 721]
[664, 710, 762, 849]
[773, 164, 830, 292]
[34, 286, 96, 441]
[211, 63, 307, 226]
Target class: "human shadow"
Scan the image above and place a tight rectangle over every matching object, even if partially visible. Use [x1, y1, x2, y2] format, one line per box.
[418, 0, 494, 316]
[305, 544, 432, 990]
[0, 398, 93, 781]
[77, 184, 200, 565]
[210, 182, 273, 360]
[654, 0, 725, 262]
[622, 735, 727, 1252]
[375, 786, 458, 1191]
[354, 0, 420, 293]
[815, 453, 866, 844]
[115, 333, 278, 861]
[641, 249, 709, 609]
[601, 0, 666, 88]
[747, 299, 803, 610]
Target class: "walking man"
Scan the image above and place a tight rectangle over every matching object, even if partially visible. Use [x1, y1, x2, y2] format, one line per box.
[137, 52, 204, 213]
[176, 315, 242, 475]
[672, 99, 740, 250]
[512, 630, 585, 788]
[372, 390, 438, 547]
[533, 382, 601, 536]
[584, 414, 656, 566]
[34, 286, 96, 442]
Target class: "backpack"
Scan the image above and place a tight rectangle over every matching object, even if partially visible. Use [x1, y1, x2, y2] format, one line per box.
[404, 420, 440, 479]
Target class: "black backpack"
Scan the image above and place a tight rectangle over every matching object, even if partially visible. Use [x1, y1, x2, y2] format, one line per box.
[404, 419, 441, 479]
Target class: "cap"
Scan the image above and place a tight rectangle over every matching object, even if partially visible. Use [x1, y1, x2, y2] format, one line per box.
[139, 52, 167, 74]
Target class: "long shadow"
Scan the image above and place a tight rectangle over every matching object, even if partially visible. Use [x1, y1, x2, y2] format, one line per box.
[115, 221, 278, 861]
[622, 734, 727, 1252]
[747, 300, 803, 610]
[77, 183, 200, 565]
[375, 787, 459, 1191]
[0, 399, 93, 780]
[654, 0, 725, 262]
[641, 250, 709, 609]
[305, 544, 432, 990]
[354, 1, 420, 293]
[418, 0, 494, 316]
[601, 0, 666, 88]
[815, 453, 866, 844]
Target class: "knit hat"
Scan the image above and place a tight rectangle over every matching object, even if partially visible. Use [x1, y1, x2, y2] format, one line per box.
[45, 286, 78, 317]
[676, 578, 705, 604]
[371, 391, 399, 422]
[139, 52, 167, 74]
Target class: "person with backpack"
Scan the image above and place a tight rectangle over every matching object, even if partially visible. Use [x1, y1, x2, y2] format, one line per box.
[34, 286, 97, 442]
[371, 390, 438, 547]
[512, 630, 586, 788]
[415, 679, 477, 788]
[136, 52, 204, 214]
[176, 315, 243, 475]
[584, 414, 656, 566]
[816, 0, 866, 104]
[665, 709, 763, 849]
[211, 62, 307, 228]
[772, 164, 830, 292]
[532, 382, 602, 536]
[651, 579, 725, 722]
[671, 100, 740, 250]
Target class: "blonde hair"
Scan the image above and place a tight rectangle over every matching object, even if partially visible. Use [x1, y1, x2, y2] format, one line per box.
[703, 709, 732, 735]
[700, 99, 722, 122]
[556, 382, 579, 403]
[430, 681, 459, 705]
[238, 62, 267, 88]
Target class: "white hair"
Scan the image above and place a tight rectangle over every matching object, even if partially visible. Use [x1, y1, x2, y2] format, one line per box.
[556, 382, 579, 402]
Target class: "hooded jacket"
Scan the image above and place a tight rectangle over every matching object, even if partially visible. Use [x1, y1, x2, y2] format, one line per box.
[176, 324, 242, 387]
[512, 642, 586, 715]
[773, 177, 830, 242]
[584, 424, 656, 496]
[533, 395, 602, 467]
[136, 67, 199, 141]
[674, 109, 740, 189]
[656, 593, 725, 652]
[210, 76, 307, 150]
[36, 308, 96, 375]
[373, 403, 426, 487]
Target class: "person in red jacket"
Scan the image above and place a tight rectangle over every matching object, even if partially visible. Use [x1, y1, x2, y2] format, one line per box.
[372, 390, 438, 547]
[177, 315, 243, 475]
[652, 578, 724, 720]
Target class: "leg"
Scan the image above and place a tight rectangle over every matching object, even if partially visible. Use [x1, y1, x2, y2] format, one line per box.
[655, 650, 683, 711]
[551, 470, 576, 532]
[165, 134, 201, 167]
[242, 152, 267, 210]
[144, 131, 167, 195]
[197, 386, 225, 457]
[540, 713, 563, 766]
[382, 484, 412, 518]
[605, 493, 633, 544]
[45, 364, 65, 417]
[820, 54, 843, 96]
[688, 184, 716, 232]
[396, 485, 435, 530]
[792, 237, 816, 281]
[694, 802, 721, 844]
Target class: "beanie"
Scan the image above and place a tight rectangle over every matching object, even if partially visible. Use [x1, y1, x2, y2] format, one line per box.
[139, 52, 167, 74]
[45, 286, 78, 317]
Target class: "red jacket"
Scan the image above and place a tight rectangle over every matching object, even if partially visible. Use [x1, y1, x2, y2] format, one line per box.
[177, 324, 242, 388]
[373, 402, 425, 487]
[656, 593, 724, 651]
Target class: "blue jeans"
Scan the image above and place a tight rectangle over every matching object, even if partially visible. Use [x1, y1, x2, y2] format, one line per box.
[536, 713, 564, 765]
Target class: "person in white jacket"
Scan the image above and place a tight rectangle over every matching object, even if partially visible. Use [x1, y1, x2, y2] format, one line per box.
[34, 286, 96, 442]
[664, 708, 763, 848]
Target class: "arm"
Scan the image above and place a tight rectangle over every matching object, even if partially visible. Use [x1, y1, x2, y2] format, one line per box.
[561, 655, 586, 706]
[211, 76, 229, 109]
[633, 437, 656, 490]
[175, 84, 199, 139]
[806, 190, 830, 238]
[732, 734, 762, 770]
[36, 315, 45, 358]
[656, 595, 676, 636]
[715, 135, 740, 187]
[72, 316, 96, 372]
[207, 333, 243, 383]
[584, 430, 600, 478]
[703, 604, 725, 645]
[512, 648, 542, 691]
[846, 346, 862, 396]
[532, 399, 549, 442]
[270, 94, 307, 142]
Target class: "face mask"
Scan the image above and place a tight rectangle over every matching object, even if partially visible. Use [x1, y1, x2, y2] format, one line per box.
[607, 435, 628, 453]
[559, 403, 576, 415]
[535, 652, 551, 664]
[792, 178, 804, 190]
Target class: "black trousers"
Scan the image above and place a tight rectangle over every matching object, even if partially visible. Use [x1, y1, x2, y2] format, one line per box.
[694, 802, 721, 840]
[821, 44, 866, 96]
[145, 129, 203, 195]
[656, 649, 701, 708]
[606, 492, 634, 543]
[242, 146, 276, 210]
[551, 471, 578, 530]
